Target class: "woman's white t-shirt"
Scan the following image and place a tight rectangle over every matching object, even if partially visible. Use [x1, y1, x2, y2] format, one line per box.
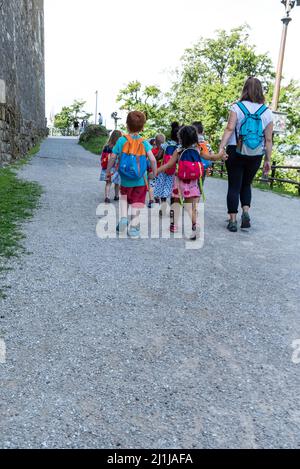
[228, 100, 273, 146]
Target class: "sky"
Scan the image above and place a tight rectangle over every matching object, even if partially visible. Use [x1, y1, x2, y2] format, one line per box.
[44, 0, 300, 128]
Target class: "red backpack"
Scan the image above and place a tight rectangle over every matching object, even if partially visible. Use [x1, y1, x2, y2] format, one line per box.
[101, 146, 111, 170]
[177, 148, 204, 181]
[163, 144, 178, 176]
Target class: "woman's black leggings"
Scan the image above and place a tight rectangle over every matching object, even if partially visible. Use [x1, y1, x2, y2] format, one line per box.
[225, 146, 262, 214]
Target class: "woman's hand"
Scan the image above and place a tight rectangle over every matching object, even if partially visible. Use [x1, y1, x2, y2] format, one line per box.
[218, 148, 228, 161]
[263, 160, 272, 175]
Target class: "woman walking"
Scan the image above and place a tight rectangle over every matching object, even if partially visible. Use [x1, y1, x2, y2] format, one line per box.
[219, 77, 273, 232]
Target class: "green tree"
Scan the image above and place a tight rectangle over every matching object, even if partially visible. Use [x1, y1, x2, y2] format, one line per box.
[54, 100, 92, 131]
[169, 25, 275, 147]
[117, 81, 169, 137]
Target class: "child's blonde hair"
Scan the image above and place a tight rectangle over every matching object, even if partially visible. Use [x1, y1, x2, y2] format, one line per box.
[156, 134, 166, 145]
[108, 130, 122, 147]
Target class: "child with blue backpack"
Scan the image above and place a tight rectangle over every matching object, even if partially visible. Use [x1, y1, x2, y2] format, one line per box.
[106, 111, 157, 239]
[158, 125, 226, 239]
[154, 122, 180, 216]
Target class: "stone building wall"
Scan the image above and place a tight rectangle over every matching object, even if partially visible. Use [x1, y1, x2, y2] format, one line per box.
[0, 0, 46, 165]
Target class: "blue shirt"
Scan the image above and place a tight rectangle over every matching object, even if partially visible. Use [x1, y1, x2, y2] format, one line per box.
[113, 135, 152, 187]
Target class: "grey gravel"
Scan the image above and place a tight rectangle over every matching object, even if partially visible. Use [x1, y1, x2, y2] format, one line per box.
[0, 137, 300, 449]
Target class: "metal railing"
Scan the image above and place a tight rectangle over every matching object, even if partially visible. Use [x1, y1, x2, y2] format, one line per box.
[211, 161, 300, 196]
[48, 127, 80, 137]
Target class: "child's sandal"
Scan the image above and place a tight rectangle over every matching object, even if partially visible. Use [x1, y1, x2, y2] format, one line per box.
[128, 225, 141, 239]
[116, 218, 129, 233]
[170, 224, 179, 233]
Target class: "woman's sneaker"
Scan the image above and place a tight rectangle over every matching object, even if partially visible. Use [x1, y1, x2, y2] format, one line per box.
[227, 220, 238, 233]
[105, 197, 110, 204]
[241, 212, 251, 229]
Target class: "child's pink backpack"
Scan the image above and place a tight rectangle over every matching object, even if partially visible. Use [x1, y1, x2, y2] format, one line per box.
[177, 148, 204, 181]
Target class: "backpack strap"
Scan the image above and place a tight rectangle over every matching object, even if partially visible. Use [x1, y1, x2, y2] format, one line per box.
[179, 147, 199, 161]
[125, 134, 144, 143]
[236, 102, 250, 116]
[125, 134, 133, 143]
[178, 148, 186, 162]
[255, 104, 268, 117]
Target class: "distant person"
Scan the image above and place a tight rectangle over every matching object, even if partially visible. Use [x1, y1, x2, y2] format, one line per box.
[98, 113, 103, 126]
[74, 119, 79, 135]
[219, 77, 273, 232]
[80, 120, 87, 134]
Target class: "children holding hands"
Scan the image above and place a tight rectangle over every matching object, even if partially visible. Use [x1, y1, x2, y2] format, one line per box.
[157, 125, 227, 238]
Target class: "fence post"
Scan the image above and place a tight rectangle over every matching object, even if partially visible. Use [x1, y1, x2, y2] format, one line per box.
[270, 161, 276, 190]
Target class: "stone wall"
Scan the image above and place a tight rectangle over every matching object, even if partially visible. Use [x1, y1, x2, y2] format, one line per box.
[0, 0, 46, 165]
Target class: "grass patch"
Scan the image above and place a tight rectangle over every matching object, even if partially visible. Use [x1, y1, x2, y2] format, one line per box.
[0, 144, 43, 297]
[79, 135, 107, 155]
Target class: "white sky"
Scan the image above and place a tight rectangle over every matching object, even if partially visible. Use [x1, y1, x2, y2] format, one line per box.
[45, 0, 300, 128]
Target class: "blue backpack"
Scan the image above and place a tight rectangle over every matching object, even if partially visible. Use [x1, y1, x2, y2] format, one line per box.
[118, 135, 148, 180]
[236, 102, 268, 157]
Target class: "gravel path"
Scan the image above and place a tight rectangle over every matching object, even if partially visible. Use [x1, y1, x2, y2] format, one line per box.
[1, 137, 300, 449]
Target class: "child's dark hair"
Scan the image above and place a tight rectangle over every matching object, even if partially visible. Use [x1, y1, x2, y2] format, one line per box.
[192, 121, 204, 134]
[179, 125, 198, 149]
[171, 122, 180, 143]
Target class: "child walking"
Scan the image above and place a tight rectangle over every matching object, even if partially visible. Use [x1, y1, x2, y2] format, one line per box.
[154, 122, 180, 216]
[193, 121, 213, 182]
[106, 111, 157, 239]
[100, 130, 122, 203]
[148, 133, 166, 208]
[157, 125, 227, 240]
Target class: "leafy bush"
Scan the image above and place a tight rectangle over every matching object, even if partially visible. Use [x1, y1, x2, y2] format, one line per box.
[79, 125, 110, 155]
[79, 125, 109, 143]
